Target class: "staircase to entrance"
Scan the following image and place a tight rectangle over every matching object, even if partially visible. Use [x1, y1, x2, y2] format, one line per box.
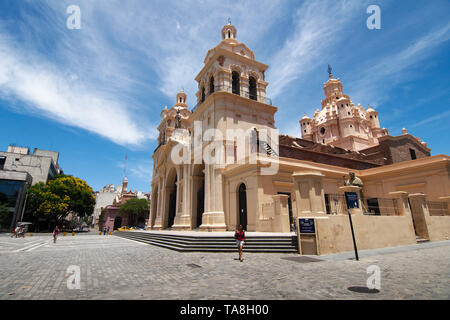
[114, 230, 298, 253]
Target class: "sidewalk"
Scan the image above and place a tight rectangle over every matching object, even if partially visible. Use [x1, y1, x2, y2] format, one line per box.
[315, 239, 450, 261]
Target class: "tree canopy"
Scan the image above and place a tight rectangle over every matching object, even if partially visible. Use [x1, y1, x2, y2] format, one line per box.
[26, 175, 95, 222]
[119, 198, 149, 217]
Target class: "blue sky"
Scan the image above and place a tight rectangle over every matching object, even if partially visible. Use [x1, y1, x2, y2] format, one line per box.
[0, 0, 449, 193]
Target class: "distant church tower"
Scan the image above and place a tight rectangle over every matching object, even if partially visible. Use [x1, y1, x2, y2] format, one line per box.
[157, 89, 192, 147]
[300, 67, 388, 151]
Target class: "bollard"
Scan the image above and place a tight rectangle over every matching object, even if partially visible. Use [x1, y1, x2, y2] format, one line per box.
[63, 232, 66, 236]
[108, 232, 111, 236]
[29, 233, 33, 237]
[99, 231, 101, 235]
[72, 232, 75, 236]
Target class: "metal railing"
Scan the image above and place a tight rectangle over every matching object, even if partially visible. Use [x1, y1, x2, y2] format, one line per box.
[427, 201, 449, 216]
[361, 197, 400, 216]
[191, 84, 272, 113]
[324, 194, 400, 216]
[325, 194, 348, 215]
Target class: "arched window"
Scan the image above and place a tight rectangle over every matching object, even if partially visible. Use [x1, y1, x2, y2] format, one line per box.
[228, 31, 231, 39]
[232, 71, 240, 95]
[210, 76, 215, 94]
[249, 76, 257, 100]
[201, 87, 205, 102]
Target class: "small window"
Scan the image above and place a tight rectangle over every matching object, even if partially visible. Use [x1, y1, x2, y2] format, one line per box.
[348, 112, 351, 115]
[209, 76, 215, 94]
[370, 115, 373, 119]
[320, 127, 326, 135]
[201, 87, 205, 102]
[232, 71, 240, 95]
[322, 139, 325, 144]
[350, 125, 353, 128]
[304, 129, 306, 133]
[410, 149, 417, 160]
[249, 76, 257, 100]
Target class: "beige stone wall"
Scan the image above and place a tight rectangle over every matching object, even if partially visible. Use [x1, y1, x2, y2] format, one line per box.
[313, 214, 416, 255]
[425, 216, 450, 241]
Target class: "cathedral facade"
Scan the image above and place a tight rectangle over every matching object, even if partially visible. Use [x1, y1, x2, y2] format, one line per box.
[148, 23, 450, 250]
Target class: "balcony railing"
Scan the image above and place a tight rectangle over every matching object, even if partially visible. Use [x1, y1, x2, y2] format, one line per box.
[191, 85, 272, 113]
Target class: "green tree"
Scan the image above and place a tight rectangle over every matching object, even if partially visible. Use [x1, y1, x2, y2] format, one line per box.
[119, 198, 149, 226]
[26, 175, 96, 224]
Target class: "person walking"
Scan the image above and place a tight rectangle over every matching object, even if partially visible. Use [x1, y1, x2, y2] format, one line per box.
[103, 226, 107, 235]
[53, 225, 60, 243]
[235, 225, 246, 262]
[107, 226, 110, 235]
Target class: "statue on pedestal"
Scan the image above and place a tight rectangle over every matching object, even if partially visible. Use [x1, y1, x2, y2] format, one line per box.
[344, 172, 364, 187]
[175, 109, 182, 129]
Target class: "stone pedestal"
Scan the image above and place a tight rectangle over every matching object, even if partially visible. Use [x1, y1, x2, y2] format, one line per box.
[388, 191, 411, 216]
[292, 171, 327, 216]
[408, 193, 430, 240]
[338, 185, 363, 215]
[199, 212, 227, 231]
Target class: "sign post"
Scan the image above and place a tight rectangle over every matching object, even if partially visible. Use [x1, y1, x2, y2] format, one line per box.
[345, 192, 359, 261]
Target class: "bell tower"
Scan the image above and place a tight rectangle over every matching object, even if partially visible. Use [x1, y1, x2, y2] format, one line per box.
[189, 22, 278, 231]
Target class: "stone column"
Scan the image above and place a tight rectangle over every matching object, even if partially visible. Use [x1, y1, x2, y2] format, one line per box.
[338, 185, 363, 215]
[292, 171, 326, 216]
[273, 194, 290, 233]
[200, 165, 227, 231]
[172, 166, 192, 230]
[152, 180, 165, 230]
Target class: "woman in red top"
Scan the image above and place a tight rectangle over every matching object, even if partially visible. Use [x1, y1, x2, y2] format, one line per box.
[53, 225, 60, 243]
[235, 225, 245, 262]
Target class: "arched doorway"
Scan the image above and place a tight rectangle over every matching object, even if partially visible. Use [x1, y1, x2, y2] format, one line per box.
[165, 169, 178, 229]
[238, 183, 247, 230]
[113, 216, 122, 230]
[192, 164, 205, 228]
[196, 185, 204, 227]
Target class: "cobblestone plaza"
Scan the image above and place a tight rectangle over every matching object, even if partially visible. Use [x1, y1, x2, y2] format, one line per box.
[0, 233, 449, 300]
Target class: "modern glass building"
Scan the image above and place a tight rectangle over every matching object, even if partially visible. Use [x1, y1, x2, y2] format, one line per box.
[0, 171, 32, 232]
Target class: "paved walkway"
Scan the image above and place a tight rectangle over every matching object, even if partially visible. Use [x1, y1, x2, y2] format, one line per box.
[0, 234, 449, 299]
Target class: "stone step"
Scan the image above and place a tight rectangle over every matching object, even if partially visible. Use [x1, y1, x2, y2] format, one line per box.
[114, 231, 298, 253]
[118, 233, 297, 248]
[416, 236, 429, 243]
[121, 231, 294, 242]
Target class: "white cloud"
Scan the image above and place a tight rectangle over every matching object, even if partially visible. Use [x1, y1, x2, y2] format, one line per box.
[0, 37, 153, 146]
[267, 0, 363, 98]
